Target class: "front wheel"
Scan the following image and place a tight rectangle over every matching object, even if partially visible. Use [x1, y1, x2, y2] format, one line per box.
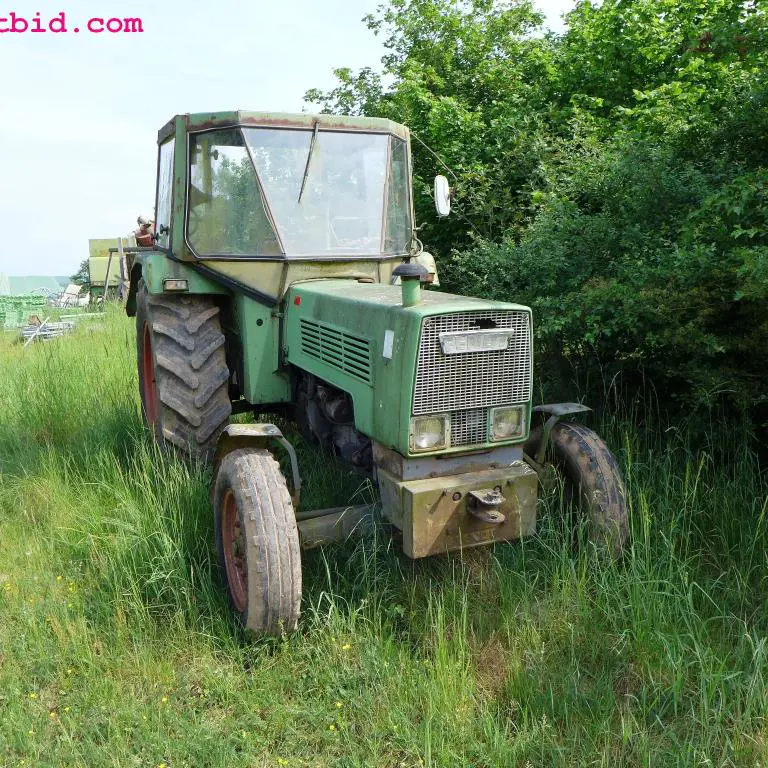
[213, 448, 302, 636]
[526, 421, 629, 558]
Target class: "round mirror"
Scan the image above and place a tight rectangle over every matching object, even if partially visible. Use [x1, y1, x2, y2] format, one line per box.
[434, 175, 451, 217]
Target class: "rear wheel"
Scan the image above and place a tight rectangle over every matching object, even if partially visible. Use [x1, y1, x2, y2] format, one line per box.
[136, 280, 231, 463]
[526, 421, 628, 557]
[213, 448, 302, 635]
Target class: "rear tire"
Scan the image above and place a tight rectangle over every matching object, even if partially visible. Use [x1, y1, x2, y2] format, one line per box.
[213, 448, 302, 635]
[136, 280, 231, 463]
[526, 421, 628, 557]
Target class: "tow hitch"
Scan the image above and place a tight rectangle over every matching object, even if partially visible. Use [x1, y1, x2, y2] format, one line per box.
[467, 488, 506, 525]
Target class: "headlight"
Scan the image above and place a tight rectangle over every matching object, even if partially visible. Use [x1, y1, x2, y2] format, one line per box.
[409, 415, 448, 452]
[490, 406, 525, 441]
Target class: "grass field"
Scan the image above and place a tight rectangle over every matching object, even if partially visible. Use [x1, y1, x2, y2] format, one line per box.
[1, 307, 767, 767]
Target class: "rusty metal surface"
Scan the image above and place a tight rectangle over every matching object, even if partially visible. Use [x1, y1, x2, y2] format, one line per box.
[372, 441, 524, 481]
[378, 463, 538, 558]
[467, 488, 507, 524]
[297, 504, 378, 549]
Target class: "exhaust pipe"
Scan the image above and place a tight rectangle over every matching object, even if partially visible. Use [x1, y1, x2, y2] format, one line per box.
[392, 263, 428, 307]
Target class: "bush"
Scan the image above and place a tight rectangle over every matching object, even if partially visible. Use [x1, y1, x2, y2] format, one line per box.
[441, 136, 768, 411]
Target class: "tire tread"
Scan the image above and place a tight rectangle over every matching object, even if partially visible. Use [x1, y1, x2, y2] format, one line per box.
[214, 449, 302, 635]
[136, 281, 231, 463]
[527, 421, 628, 556]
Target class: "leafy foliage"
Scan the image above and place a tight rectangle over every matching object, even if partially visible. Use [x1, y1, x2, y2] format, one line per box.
[71, 258, 90, 288]
[306, 0, 768, 413]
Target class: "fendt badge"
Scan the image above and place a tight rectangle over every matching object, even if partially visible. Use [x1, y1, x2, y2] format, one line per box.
[438, 329, 514, 355]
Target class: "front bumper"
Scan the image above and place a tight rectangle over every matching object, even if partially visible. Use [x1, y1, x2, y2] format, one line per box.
[378, 461, 538, 558]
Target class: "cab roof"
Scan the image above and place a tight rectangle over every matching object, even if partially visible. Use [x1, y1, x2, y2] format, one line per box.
[158, 111, 410, 144]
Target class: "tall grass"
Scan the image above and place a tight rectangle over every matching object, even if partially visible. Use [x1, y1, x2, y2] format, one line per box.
[0, 307, 766, 766]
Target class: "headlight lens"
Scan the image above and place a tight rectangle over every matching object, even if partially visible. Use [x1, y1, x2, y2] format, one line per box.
[490, 406, 525, 441]
[409, 415, 448, 452]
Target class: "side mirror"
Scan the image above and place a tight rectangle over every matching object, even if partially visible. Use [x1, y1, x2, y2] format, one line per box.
[434, 175, 451, 217]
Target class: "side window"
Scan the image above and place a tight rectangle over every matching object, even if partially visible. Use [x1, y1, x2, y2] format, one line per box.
[384, 138, 412, 254]
[156, 139, 175, 249]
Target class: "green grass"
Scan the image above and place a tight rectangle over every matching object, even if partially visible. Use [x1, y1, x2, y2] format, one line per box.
[1, 307, 767, 767]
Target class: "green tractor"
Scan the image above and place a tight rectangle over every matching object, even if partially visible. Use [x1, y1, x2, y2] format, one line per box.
[126, 111, 628, 635]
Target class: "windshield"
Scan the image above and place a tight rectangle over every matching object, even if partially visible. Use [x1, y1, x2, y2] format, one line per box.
[186, 127, 412, 258]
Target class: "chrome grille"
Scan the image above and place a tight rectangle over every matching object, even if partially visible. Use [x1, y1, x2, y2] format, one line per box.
[451, 408, 488, 446]
[413, 310, 532, 418]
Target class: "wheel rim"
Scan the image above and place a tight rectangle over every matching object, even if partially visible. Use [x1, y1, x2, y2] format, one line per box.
[141, 321, 158, 425]
[222, 490, 247, 612]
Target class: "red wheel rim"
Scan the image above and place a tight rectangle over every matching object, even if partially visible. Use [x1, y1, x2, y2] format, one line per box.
[222, 490, 247, 612]
[142, 321, 158, 425]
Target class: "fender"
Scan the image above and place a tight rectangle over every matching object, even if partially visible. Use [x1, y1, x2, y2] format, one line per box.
[125, 252, 228, 317]
[526, 403, 592, 468]
[212, 424, 301, 507]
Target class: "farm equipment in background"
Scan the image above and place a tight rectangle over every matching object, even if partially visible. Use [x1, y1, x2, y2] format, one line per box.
[89, 219, 155, 303]
[0, 277, 87, 336]
[125, 111, 628, 636]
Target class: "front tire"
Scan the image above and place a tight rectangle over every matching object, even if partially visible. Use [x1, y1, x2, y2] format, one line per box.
[136, 280, 231, 463]
[213, 448, 302, 635]
[526, 421, 629, 557]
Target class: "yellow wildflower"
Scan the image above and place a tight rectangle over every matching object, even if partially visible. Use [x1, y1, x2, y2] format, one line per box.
[161, 696, 168, 704]
[329, 724, 336, 732]
[56, 576, 62, 582]
[335, 701, 342, 708]
[28, 692, 37, 699]
[341, 644, 351, 651]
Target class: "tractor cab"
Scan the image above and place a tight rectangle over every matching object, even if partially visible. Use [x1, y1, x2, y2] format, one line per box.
[186, 123, 412, 259]
[146, 111, 423, 304]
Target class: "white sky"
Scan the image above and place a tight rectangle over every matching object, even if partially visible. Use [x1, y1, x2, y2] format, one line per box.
[0, 0, 573, 276]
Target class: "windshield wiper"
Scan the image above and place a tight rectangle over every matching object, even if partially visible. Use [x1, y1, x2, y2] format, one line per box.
[298, 120, 319, 204]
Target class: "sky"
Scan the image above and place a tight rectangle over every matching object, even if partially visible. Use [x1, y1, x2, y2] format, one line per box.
[0, 0, 574, 277]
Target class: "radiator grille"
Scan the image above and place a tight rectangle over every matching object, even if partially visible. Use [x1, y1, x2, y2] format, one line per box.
[300, 319, 372, 384]
[451, 408, 488, 446]
[413, 310, 532, 447]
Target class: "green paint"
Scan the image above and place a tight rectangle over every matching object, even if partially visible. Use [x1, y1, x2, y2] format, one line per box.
[170, 119, 189, 261]
[125, 252, 227, 317]
[283, 279, 532, 457]
[139, 253, 228, 296]
[234, 295, 292, 404]
[401, 279, 421, 308]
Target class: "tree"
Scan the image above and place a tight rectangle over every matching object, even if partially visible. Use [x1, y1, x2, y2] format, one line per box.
[71, 258, 90, 288]
[306, 0, 768, 412]
[306, 0, 554, 256]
